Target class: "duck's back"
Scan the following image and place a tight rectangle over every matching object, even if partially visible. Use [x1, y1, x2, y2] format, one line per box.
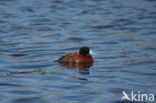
[58, 53, 93, 63]
[58, 53, 79, 63]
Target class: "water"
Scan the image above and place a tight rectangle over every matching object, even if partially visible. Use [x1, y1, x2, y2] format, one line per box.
[0, 0, 156, 103]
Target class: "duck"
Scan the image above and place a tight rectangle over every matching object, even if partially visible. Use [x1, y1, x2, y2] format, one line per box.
[58, 46, 94, 63]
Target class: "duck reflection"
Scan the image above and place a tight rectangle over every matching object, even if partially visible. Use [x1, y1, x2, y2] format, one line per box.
[79, 68, 90, 75]
[59, 62, 93, 69]
[59, 62, 93, 75]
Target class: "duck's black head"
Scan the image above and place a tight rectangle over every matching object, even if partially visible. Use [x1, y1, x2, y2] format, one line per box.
[79, 46, 90, 56]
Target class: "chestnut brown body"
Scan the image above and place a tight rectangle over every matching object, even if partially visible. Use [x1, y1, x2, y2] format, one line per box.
[58, 53, 93, 63]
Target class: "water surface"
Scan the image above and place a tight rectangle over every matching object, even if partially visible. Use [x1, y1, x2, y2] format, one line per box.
[0, 0, 156, 103]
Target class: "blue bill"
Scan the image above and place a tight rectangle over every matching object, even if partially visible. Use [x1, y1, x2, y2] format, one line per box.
[89, 50, 96, 55]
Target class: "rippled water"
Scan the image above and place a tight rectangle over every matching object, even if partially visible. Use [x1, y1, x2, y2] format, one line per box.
[0, 0, 156, 103]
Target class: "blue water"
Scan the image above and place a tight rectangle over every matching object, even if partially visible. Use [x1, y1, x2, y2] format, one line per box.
[0, 0, 156, 103]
